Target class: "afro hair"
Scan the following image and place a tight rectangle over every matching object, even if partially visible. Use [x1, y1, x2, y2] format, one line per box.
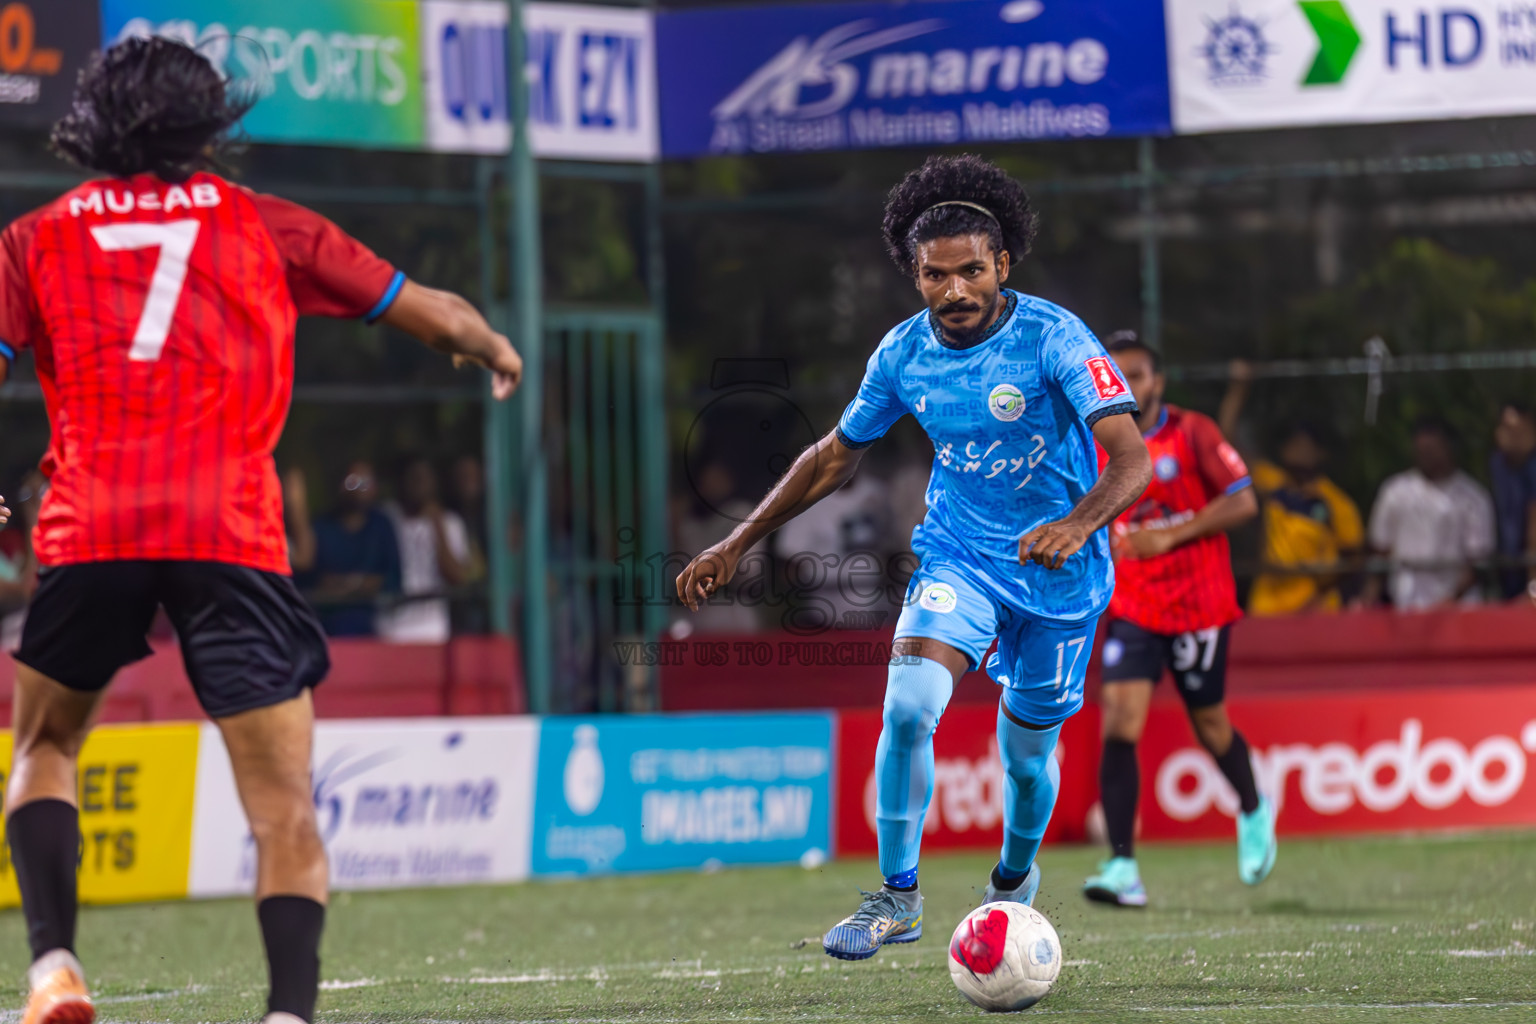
[51, 36, 253, 182]
[881, 154, 1038, 274]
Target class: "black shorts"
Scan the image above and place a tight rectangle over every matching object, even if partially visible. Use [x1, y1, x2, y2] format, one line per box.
[15, 561, 330, 719]
[1099, 618, 1231, 710]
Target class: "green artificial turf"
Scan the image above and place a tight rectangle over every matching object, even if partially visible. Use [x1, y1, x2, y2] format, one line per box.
[2, 832, 1533, 1023]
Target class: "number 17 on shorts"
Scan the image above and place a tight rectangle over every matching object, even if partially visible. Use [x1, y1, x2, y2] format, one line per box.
[987, 615, 1100, 723]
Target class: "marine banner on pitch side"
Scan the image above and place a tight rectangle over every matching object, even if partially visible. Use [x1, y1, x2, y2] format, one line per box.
[530, 713, 834, 876]
[655, 0, 1171, 158]
[1167, 0, 1536, 133]
[0, 723, 199, 905]
[188, 719, 539, 897]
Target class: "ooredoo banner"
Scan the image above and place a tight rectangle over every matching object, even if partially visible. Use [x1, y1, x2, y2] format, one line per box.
[656, 0, 1171, 158]
[0, 723, 200, 905]
[189, 719, 539, 896]
[0, 0, 101, 128]
[102, 0, 425, 149]
[1167, 0, 1536, 133]
[834, 704, 1100, 857]
[531, 713, 833, 875]
[1141, 688, 1536, 838]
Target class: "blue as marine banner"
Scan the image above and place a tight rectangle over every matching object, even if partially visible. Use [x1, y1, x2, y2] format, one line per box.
[655, 0, 1170, 157]
[532, 714, 834, 876]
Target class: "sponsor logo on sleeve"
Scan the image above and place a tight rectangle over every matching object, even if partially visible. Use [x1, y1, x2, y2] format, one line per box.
[1085, 356, 1128, 400]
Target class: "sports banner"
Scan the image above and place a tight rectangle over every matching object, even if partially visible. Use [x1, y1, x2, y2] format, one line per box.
[102, 0, 425, 149]
[1167, 0, 1536, 133]
[188, 719, 539, 896]
[0, 0, 101, 129]
[1141, 688, 1536, 838]
[655, 0, 1171, 158]
[421, 0, 510, 155]
[834, 704, 1100, 857]
[531, 713, 833, 875]
[0, 723, 199, 905]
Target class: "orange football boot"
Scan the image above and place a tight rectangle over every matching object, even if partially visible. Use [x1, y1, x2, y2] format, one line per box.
[21, 953, 94, 1024]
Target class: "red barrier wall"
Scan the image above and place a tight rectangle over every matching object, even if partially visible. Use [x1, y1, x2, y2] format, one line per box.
[661, 606, 1536, 710]
[0, 636, 525, 722]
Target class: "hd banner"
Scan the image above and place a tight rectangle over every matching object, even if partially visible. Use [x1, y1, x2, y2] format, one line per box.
[0, 0, 101, 128]
[102, 0, 426, 149]
[531, 713, 833, 876]
[655, 0, 1170, 157]
[1167, 0, 1536, 133]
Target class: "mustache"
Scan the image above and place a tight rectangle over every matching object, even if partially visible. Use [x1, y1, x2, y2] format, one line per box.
[937, 300, 983, 316]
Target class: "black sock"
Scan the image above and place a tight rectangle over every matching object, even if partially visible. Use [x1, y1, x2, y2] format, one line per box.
[1213, 731, 1261, 815]
[991, 862, 1028, 890]
[8, 799, 80, 961]
[258, 896, 325, 1022]
[1100, 739, 1138, 860]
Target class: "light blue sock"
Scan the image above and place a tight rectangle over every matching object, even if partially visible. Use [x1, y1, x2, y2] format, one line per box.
[997, 707, 1063, 877]
[875, 656, 953, 882]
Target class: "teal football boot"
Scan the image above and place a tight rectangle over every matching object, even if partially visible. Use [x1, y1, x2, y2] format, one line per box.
[1083, 856, 1148, 908]
[1238, 795, 1278, 885]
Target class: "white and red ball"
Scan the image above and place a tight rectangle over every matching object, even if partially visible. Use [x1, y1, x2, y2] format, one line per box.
[948, 902, 1062, 1011]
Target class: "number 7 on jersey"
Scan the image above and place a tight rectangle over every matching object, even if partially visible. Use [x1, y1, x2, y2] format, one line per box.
[89, 219, 201, 362]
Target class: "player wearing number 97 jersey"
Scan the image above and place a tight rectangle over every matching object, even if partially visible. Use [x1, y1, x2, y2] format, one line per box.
[0, 36, 522, 1024]
[1083, 332, 1277, 911]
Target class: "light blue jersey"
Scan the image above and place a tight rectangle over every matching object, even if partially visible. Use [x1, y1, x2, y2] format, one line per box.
[837, 290, 1137, 626]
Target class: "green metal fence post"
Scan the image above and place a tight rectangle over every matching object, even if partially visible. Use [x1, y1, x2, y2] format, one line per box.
[639, 164, 670, 707]
[506, 0, 552, 713]
[1138, 136, 1163, 351]
[477, 158, 517, 640]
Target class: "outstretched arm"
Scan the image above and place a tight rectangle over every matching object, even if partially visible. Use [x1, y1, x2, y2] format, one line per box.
[381, 281, 523, 400]
[1020, 413, 1151, 570]
[1122, 487, 1257, 559]
[675, 431, 866, 610]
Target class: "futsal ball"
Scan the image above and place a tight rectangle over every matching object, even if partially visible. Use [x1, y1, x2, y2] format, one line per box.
[948, 902, 1062, 1011]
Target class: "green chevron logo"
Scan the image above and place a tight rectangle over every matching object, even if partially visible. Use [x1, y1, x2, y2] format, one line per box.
[1299, 0, 1361, 85]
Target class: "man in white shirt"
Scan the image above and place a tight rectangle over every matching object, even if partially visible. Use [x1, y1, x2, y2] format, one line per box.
[1365, 416, 1495, 610]
[380, 457, 474, 643]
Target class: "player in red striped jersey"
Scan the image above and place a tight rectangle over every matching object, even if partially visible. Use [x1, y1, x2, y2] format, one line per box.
[0, 38, 521, 1024]
[1082, 333, 1276, 908]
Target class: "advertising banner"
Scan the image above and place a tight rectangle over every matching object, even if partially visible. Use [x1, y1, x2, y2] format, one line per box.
[531, 713, 833, 875]
[102, 0, 425, 149]
[421, 0, 509, 154]
[1167, 0, 1536, 133]
[522, 2, 658, 161]
[0, 723, 199, 905]
[1140, 688, 1536, 839]
[0, 0, 101, 129]
[655, 0, 1170, 158]
[189, 719, 539, 897]
[834, 704, 1099, 858]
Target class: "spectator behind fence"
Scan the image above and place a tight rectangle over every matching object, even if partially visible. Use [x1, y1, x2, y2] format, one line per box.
[1490, 400, 1536, 602]
[287, 462, 402, 636]
[448, 454, 491, 632]
[1247, 421, 1364, 615]
[379, 456, 473, 644]
[1363, 416, 1494, 611]
[0, 470, 44, 649]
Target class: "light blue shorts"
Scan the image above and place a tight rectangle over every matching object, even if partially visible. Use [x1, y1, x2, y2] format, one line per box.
[893, 527, 1099, 726]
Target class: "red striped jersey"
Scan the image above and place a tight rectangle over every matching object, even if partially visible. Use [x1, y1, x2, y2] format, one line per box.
[1099, 405, 1251, 634]
[0, 172, 403, 574]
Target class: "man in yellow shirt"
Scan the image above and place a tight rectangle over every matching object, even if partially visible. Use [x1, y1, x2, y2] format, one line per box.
[1247, 422, 1364, 615]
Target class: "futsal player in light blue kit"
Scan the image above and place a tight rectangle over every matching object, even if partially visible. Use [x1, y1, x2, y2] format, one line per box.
[677, 155, 1152, 961]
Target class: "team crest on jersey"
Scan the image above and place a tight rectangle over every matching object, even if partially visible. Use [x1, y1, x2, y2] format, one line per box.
[918, 582, 959, 613]
[1154, 454, 1181, 481]
[1085, 356, 1128, 400]
[988, 383, 1026, 422]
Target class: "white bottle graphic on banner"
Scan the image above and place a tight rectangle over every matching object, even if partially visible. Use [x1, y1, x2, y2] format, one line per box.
[563, 724, 605, 816]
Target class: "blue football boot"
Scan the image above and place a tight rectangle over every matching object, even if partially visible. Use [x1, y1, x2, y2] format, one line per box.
[1083, 856, 1148, 908]
[982, 862, 1041, 906]
[1238, 795, 1278, 885]
[822, 887, 923, 961]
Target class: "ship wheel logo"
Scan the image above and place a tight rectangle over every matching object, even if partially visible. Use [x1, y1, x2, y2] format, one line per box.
[1199, 8, 1277, 85]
